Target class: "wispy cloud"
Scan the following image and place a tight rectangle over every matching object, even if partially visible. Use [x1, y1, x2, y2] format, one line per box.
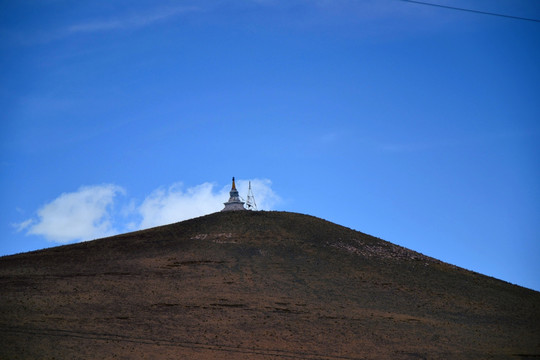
[67, 6, 199, 34]
[16, 179, 280, 244]
[376, 141, 434, 153]
[12, 219, 33, 233]
[7, 5, 201, 44]
[372, 130, 531, 154]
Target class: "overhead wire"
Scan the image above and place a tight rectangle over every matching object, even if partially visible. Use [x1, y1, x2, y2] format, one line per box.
[399, 0, 540, 23]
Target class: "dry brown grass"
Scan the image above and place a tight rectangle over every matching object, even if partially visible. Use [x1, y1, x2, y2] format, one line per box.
[1, 211, 539, 359]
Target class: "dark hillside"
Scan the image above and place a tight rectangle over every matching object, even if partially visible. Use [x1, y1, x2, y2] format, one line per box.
[1, 211, 539, 359]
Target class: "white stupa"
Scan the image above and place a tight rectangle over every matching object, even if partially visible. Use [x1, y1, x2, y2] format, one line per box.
[222, 177, 246, 211]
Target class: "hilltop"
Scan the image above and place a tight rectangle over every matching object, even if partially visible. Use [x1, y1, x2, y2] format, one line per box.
[1, 211, 539, 359]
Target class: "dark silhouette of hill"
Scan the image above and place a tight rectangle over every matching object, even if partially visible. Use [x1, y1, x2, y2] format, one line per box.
[1, 211, 539, 359]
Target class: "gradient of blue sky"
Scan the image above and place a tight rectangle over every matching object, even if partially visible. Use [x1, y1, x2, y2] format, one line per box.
[1, 0, 539, 290]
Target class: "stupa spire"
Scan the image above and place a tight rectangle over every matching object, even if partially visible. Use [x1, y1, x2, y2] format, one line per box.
[222, 176, 245, 211]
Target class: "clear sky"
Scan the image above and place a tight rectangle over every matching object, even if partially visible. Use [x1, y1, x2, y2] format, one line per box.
[1, 0, 539, 291]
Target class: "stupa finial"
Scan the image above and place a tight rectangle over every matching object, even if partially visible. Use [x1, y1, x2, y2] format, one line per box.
[222, 176, 245, 211]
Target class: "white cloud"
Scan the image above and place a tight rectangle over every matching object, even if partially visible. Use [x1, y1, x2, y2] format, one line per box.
[23, 184, 125, 243]
[137, 178, 280, 229]
[234, 178, 281, 211]
[137, 182, 225, 229]
[18, 178, 280, 243]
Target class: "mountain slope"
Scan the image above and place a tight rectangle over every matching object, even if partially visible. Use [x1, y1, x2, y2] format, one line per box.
[1, 211, 539, 359]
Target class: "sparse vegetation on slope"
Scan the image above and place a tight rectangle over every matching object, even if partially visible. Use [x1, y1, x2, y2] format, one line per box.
[1, 211, 539, 359]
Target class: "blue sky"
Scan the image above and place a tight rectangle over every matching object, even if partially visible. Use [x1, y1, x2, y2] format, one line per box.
[1, 0, 539, 291]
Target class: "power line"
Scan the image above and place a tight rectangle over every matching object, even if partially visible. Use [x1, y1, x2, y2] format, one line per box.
[399, 0, 540, 23]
